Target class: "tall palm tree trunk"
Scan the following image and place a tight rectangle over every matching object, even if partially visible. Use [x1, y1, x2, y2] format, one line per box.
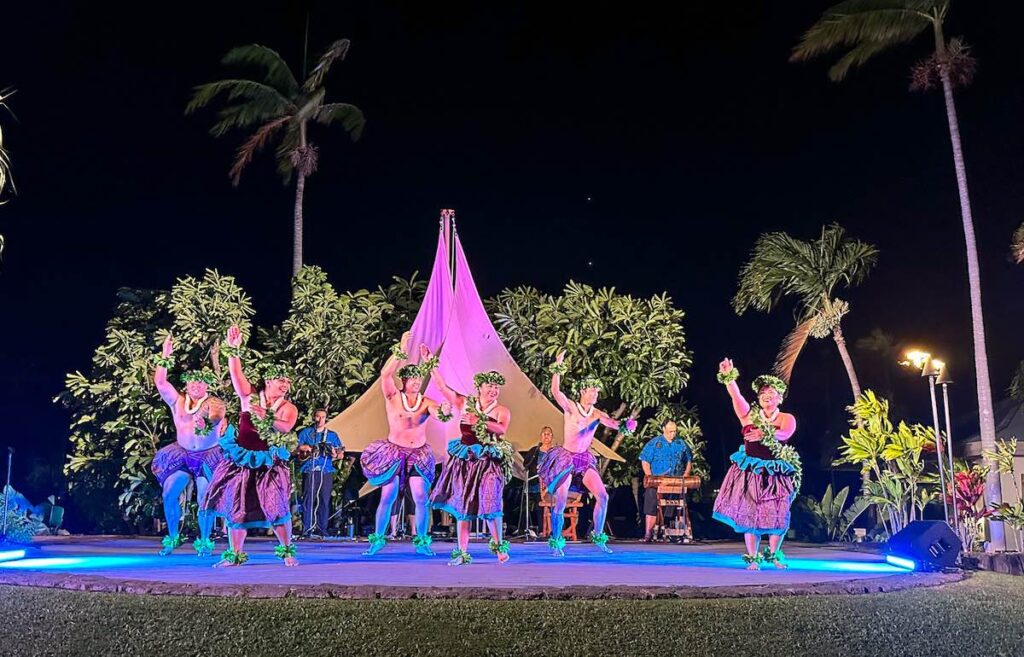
[934, 26, 1004, 551]
[293, 172, 306, 278]
[832, 324, 863, 401]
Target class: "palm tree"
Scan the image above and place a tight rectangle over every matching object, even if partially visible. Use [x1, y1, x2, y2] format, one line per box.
[0, 87, 17, 266]
[792, 0, 1005, 551]
[186, 40, 365, 277]
[733, 223, 878, 401]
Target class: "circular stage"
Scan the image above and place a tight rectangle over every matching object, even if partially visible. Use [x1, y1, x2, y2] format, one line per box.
[0, 536, 960, 599]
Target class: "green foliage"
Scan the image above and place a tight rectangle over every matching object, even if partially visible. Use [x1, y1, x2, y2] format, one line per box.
[58, 272, 253, 532]
[602, 406, 705, 489]
[803, 484, 869, 542]
[985, 439, 1024, 545]
[489, 281, 695, 476]
[791, 0, 947, 82]
[834, 390, 938, 537]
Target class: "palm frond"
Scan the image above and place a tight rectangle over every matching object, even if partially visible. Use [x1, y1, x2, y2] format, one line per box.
[314, 102, 366, 140]
[1012, 221, 1024, 265]
[222, 45, 299, 96]
[303, 39, 351, 92]
[774, 317, 815, 385]
[229, 116, 291, 186]
[0, 88, 16, 200]
[186, 80, 293, 135]
[791, 0, 942, 79]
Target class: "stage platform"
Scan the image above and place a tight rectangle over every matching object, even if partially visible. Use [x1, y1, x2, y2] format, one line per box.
[0, 536, 960, 599]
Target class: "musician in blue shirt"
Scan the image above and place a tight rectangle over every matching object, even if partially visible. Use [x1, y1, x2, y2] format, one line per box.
[296, 409, 344, 537]
[639, 420, 692, 542]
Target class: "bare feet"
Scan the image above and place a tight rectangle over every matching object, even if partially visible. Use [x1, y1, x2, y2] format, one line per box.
[746, 561, 760, 571]
[284, 556, 299, 567]
[497, 551, 510, 564]
[212, 559, 238, 568]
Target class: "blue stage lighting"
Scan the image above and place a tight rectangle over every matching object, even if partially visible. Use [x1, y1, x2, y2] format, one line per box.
[0, 549, 26, 563]
[885, 555, 916, 571]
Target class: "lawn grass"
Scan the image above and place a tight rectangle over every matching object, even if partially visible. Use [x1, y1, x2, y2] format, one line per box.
[1, 573, 1023, 656]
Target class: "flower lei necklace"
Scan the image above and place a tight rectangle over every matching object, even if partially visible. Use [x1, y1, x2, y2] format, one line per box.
[575, 402, 595, 418]
[183, 395, 214, 437]
[401, 392, 423, 413]
[750, 406, 802, 494]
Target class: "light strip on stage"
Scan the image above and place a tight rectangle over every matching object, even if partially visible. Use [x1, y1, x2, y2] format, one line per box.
[885, 555, 916, 571]
[0, 549, 26, 563]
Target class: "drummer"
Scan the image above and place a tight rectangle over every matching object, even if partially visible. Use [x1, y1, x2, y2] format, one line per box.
[640, 420, 693, 542]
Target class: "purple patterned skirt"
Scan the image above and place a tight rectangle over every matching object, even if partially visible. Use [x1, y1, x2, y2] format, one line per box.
[712, 446, 796, 536]
[429, 440, 505, 521]
[203, 459, 291, 529]
[538, 446, 598, 494]
[151, 443, 223, 486]
[360, 440, 436, 488]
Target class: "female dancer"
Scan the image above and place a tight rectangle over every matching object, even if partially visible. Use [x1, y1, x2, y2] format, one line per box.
[203, 325, 300, 567]
[712, 358, 800, 570]
[426, 345, 514, 565]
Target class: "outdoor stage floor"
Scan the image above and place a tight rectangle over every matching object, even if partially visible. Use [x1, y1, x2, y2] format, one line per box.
[0, 536, 960, 599]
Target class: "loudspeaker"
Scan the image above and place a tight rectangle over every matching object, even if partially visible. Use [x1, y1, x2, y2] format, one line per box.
[887, 520, 962, 571]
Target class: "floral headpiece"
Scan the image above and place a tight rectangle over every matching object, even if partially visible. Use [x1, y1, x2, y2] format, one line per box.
[181, 369, 217, 386]
[473, 371, 506, 388]
[257, 362, 293, 384]
[752, 374, 787, 399]
[573, 375, 602, 395]
[398, 364, 422, 380]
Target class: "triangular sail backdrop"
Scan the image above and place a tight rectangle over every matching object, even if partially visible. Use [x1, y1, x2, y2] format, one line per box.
[326, 213, 622, 462]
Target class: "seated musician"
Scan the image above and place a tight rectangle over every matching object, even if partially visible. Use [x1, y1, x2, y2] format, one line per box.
[640, 419, 692, 542]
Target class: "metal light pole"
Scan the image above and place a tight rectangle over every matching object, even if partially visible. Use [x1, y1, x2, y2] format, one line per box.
[920, 357, 950, 525]
[936, 364, 959, 534]
[1, 447, 12, 542]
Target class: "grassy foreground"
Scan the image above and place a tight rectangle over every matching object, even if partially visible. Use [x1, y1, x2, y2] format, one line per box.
[1, 573, 1023, 656]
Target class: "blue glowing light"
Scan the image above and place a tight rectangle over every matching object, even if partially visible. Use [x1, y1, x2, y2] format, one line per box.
[885, 555, 916, 571]
[0, 556, 149, 570]
[0, 550, 26, 563]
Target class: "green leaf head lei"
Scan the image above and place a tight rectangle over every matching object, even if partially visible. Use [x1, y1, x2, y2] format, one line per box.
[181, 369, 218, 386]
[752, 374, 787, 400]
[572, 375, 602, 396]
[256, 362, 294, 385]
[473, 370, 506, 388]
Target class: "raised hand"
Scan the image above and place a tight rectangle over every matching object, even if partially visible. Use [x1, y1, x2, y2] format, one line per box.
[419, 343, 432, 360]
[400, 331, 413, 352]
[162, 335, 174, 358]
[440, 401, 452, 416]
[719, 357, 734, 374]
[226, 325, 243, 348]
[556, 350, 566, 365]
[624, 417, 638, 433]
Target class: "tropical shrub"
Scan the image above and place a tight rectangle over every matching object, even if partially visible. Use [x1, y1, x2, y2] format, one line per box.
[834, 390, 938, 538]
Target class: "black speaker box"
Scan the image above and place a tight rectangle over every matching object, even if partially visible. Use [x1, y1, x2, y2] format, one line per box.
[887, 520, 961, 571]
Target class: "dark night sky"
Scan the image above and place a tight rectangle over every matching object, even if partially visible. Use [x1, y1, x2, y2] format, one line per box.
[2, 1, 1023, 500]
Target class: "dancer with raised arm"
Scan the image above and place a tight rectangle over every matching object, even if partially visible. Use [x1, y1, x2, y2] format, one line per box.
[203, 325, 300, 567]
[426, 344, 514, 566]
[151, 335, 228, 556]
[360, 332, 443, 557]
[540, 350, 637, 556]
[712, 358, 801, 570]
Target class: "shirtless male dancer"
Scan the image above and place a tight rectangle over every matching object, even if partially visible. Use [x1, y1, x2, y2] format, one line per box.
[152, 335, 228, 556]
[360, 331, 447, 556]
[540, 350, 636, 556]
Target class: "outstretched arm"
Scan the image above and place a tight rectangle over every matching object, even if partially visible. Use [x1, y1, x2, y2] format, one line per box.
[420, 344, 462, 406]
[719, 358, 751, 421]
[549, 350, 571, 411]
[225, 325, 252, 400]
[597, 409, 636, 434]
[381, 331, 412, 400]
[154, 335, 179, 407]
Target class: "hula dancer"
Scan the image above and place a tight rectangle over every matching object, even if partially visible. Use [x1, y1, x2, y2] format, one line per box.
[541, 350, 637, 556]
[152, 335, 228, 556]
[426, 344, 514, 566]
[360, 332, 442, 557]
[203, 325, 300, 567]
[712, 358, 800, 570]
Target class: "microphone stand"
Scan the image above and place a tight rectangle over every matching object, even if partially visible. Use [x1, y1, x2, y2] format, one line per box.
[1, 447, 13, 543]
